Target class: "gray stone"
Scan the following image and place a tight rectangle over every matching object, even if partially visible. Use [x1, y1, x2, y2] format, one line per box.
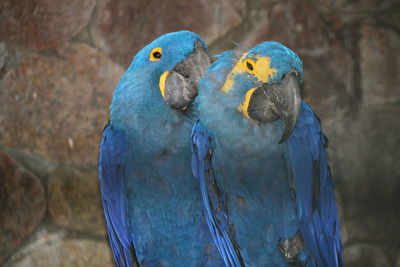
[0, 150, 46, 264]
[0, 43, 124, 166]
[209, 0, 334, 53]
[376, 4, 400, 30]
[343, 243, 390, 267]
[4, 231, 113, 267]
[301, 41, 353, 122]
[0, 0, 96, 50]
[311, 0, 398, 22]
[208, 0, 315, 54]
[252, 0, 334, 54]
[360, 26, 400, 106]
[0, 42, 27, 80]
[91, 0, 246, 67]
[328, 104, 400, 244]
[48, 166, 107, 235]
[1, 147, 57, 179]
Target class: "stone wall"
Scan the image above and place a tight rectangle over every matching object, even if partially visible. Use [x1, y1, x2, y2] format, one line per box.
[0, 0, 399, 266]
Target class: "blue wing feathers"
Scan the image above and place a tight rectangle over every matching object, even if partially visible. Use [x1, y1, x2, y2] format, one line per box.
[191, 121, 244, 267]
[99, 123, 137, 267]
[287, 102, 343, 267]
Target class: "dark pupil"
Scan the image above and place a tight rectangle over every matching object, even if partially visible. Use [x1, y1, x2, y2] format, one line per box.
[246, 61, 254, 71]
[153, 51, 161, 59]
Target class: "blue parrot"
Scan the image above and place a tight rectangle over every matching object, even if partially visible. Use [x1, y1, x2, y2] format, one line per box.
[98, 31, 226, 267]
[191, 42, 343, 266]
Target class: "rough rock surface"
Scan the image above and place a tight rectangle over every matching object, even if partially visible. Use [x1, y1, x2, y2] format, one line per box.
[4, 234, 113, 267]
[91, 0, 246, 66]
[343, 243, 390, 267]
[0, 43, 124, 166]
[259, 0, 333, 54]
[360, 26, 400, 106]
[301, 41, 353, 121]
[0, 42, 27, 80]
[311, 0, 398, 22]
[0, 150, 46, 264]
[48, 166, 106, 235]
[0, 0, 96, 50]
[329, 104, 400, 245]
[0, 147, 57, 179]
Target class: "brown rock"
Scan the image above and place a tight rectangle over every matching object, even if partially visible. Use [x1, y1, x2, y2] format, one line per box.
[0, 0, 96, 50]
[1, 147, 57, 179]
[91, 0, 246, 66]
[253, 0, 334, 54]
[360, 26, 400, 106]
[48, 166, 106, 235]
[376, 4, 400, 30]
[301, 41, 353, 121]
[0, 43, 124, 166]
[4, 235, 113, 267]
[328, 104, 400, 244]
[0, 150, 46, 264]
[343, 243, 390, 267]
[0, 42, 27, 79]
[230, 0, 247, 18]
[311, 0, 397, 22]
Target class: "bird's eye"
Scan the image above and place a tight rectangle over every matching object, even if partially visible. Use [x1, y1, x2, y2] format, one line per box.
[247, 62, 253, 71]
[243, 59, 256, 74]
[153, 51, 161, 58]
[150, 47, 162, 61]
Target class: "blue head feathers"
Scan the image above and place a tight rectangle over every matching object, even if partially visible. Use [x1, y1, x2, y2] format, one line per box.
[248, 41, 303, 83]
[219, 41, 303, 99]
[199, 41, 303, 144]
[110, 31, 210, 134]
[128, 31, 207, 73]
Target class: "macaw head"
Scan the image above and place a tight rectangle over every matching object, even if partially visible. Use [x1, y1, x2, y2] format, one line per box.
[126, 30, 211, 110]
[218, 41, 303, 143]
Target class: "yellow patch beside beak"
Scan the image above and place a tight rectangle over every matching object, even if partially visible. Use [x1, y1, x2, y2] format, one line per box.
[237, 87, 257, 119]
[221, 54, 277, 93]
[159, 70, 169, 97]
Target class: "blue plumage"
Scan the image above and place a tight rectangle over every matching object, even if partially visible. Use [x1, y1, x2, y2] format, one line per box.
[191, 121, 244, 267]
[192, 42, 342, 266]
[286, 103, 343, 266]
[99, 31, 224, 266]
[99, 123, 133, 266]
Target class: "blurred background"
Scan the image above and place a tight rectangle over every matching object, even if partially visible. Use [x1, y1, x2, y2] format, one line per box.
[0, 0, 399, 266]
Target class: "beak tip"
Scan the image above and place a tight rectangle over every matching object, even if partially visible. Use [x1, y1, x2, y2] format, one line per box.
[278, 107, 300, 144]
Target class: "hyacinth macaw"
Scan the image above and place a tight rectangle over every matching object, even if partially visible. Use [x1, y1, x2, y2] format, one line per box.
[191, 42, 343, 266]
[98, 31, 225, 267]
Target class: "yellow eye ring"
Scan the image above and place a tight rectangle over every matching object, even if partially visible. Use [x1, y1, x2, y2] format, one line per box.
[243, 59, 256, 74]
[149, 47, 162, 61]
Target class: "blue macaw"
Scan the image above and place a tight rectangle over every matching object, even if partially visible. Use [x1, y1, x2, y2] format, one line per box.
[191, 42, 343, 266]
[98, 31, 225, 267]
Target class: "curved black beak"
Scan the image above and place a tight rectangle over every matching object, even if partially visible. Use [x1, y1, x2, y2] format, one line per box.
[245, 71, 301, 143]
[159, 41, 211, 109]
